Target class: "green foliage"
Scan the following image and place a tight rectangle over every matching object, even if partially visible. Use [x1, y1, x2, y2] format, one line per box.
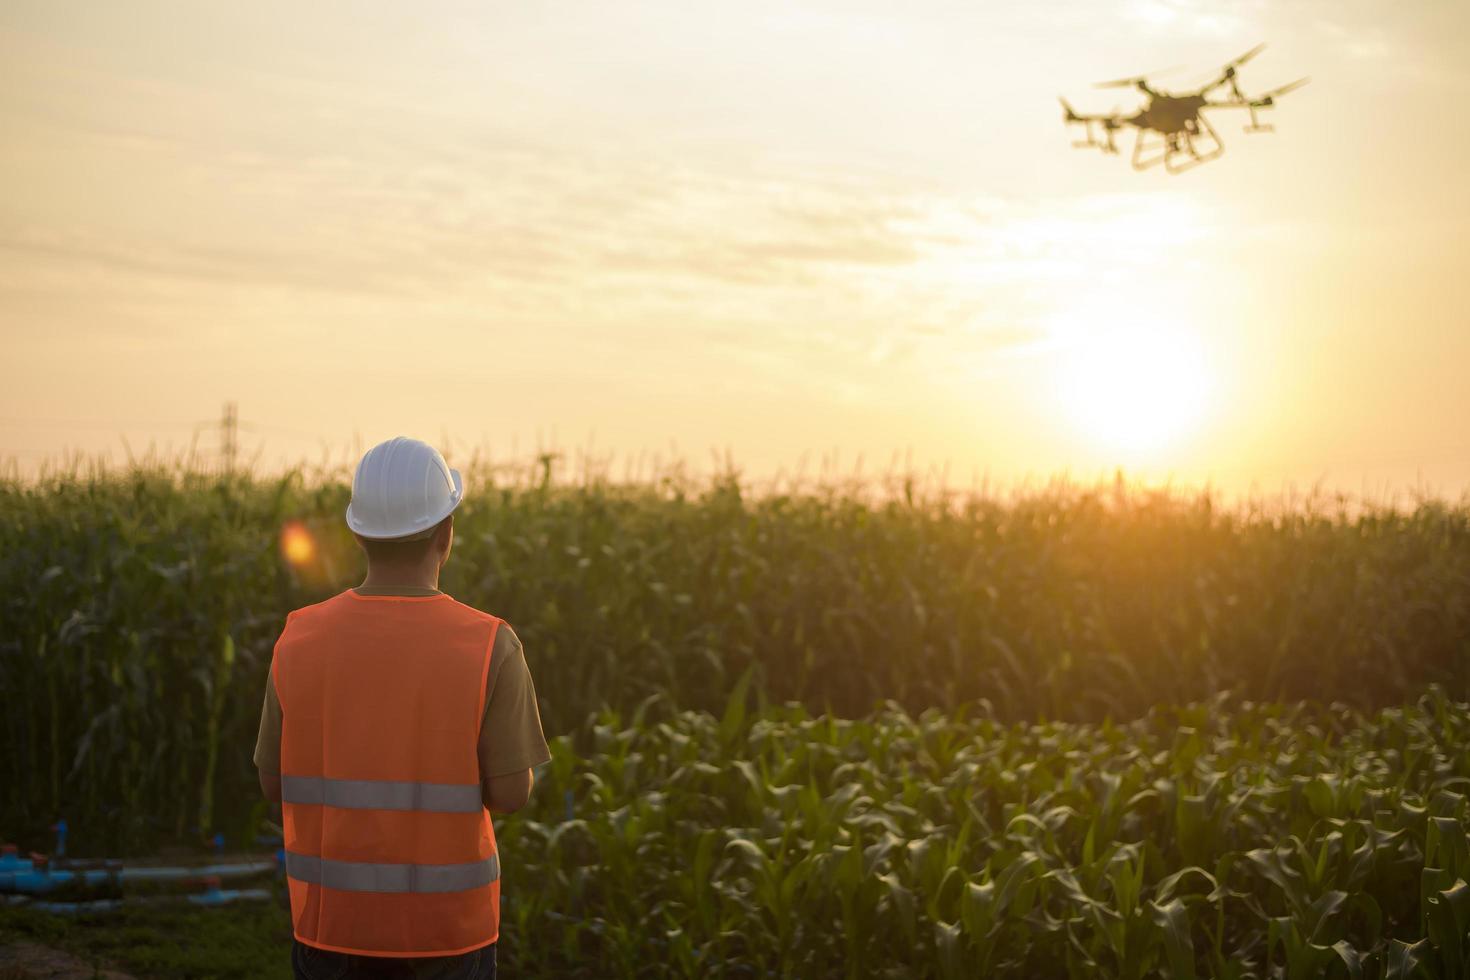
[489, 690, 1470, 978]
[3, 460, 1469, 854]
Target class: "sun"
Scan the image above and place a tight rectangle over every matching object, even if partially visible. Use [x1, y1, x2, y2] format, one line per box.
[1054, 319, 1212, 455]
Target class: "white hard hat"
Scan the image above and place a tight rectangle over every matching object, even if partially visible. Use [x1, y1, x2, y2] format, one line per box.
[345, 436, 464, 540]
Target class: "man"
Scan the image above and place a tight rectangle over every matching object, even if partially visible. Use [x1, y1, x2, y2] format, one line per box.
[254, 436, 551, 979]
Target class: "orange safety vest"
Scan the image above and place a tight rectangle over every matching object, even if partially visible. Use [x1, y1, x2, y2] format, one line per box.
[273, 590, 502, 957]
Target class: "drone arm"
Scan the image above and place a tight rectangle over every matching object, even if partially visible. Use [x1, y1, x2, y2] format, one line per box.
[1197, 72, 1231, 94]
[1060, 99, 1119, 124]
[1198, 71, 1249, 106]
[1200, 101, 1275, 136]
[1061, 96, 1126, 153]
[1200, 73, 1304, 127]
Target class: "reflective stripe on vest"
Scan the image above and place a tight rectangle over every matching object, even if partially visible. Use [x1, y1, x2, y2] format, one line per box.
[284, 852, 500, 893]
[281, 775, 482, 813]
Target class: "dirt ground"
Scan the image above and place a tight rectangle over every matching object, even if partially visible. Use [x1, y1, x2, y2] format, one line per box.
[0, 942, 134, 980]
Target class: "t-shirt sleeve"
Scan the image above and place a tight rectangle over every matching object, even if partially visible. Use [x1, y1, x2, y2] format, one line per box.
[253, 667, 282, 773]
[478, 624, 552, 780]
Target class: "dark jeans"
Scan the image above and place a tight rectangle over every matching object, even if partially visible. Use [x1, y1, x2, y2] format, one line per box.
[291, 939, 496, 980]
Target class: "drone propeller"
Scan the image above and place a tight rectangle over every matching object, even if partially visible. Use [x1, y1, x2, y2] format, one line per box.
[1225, 43, 1267, 70]
[1094, 66, 1180, 89]
[1255, 76, 1310, 103]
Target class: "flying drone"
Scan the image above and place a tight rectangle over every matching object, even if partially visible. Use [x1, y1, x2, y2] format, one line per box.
[1060, 44, 1307, 173]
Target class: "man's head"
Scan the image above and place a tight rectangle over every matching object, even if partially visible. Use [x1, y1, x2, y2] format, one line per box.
[345, 436, 464, 573]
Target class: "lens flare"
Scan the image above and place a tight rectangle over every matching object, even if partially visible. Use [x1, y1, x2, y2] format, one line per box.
[280, 521, 317, 567]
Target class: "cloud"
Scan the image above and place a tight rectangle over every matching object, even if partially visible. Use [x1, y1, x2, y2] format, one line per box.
[0, 20, 1229, 400]
[1118, 0, 1263, 36]
[0, 228, 409, 296]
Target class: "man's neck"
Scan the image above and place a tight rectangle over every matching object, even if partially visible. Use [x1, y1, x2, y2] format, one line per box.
[359, 567, 440, 592]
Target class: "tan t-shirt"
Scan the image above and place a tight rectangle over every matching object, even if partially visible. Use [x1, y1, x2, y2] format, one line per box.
[253, 587, 552, 780]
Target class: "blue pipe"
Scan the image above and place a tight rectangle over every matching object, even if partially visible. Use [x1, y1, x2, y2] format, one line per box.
[1, 847, 278, 895]
[0, 866, 117, 893]
[0, 848, 33, 873]
[190, 886, 272, 907]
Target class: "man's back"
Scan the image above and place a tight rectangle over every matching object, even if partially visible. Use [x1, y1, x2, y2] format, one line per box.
[272, 590, 503, 957]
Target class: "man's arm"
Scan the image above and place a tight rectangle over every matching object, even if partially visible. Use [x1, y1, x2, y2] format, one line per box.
[259, 768, 282, 803]
[483, 768, 533, 814]
[478, 624, 552, 815]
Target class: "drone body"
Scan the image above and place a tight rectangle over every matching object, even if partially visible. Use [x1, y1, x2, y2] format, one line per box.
[1061, 44, 1307, 173]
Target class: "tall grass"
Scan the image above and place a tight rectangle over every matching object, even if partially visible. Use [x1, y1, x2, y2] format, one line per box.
[1, 459, 1468, 851]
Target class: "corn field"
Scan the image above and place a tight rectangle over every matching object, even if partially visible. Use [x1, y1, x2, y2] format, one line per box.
[1, 461, 1469, 853]
[495, 687, 1469, 978]
[3, 461, 1470, 976]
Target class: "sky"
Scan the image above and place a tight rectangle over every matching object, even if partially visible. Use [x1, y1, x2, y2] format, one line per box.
[2, 0, 1468, 498]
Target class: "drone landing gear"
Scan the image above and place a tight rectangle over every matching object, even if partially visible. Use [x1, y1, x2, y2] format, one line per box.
[1244, 104, 1274, 134]
[1131, 115, 1224, 174]
[1072, 120, 1119, 155]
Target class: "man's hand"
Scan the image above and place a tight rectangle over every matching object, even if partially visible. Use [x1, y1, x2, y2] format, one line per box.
[483, 768, 533, 814]
[259, 768, 283, 803]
